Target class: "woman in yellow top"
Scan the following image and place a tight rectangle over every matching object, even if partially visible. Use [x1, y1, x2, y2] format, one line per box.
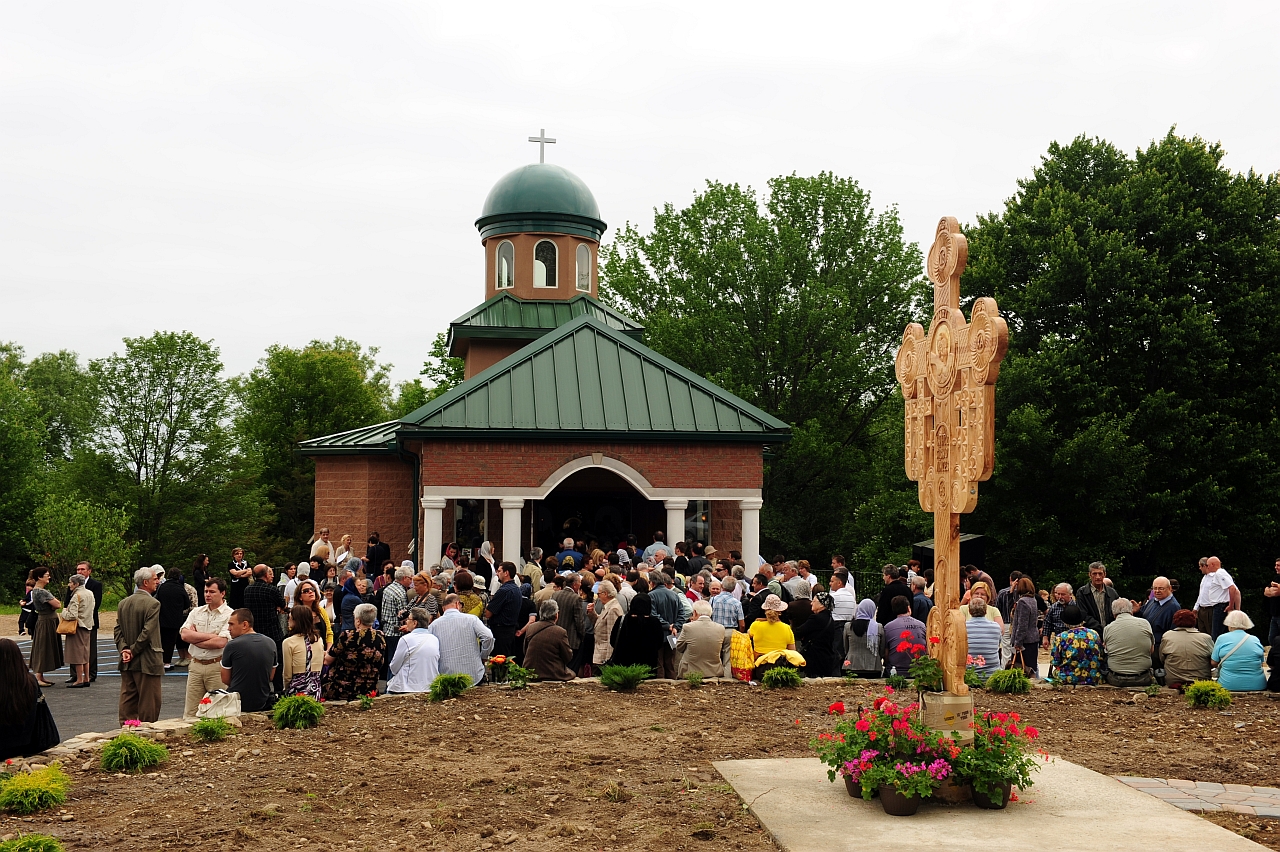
[748, 595, 796, 658]
[453, 570, 486, 617]
[295, 580, 334, 648]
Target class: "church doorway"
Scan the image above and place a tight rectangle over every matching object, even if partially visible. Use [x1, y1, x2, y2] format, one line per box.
[533, 468, 662, 560]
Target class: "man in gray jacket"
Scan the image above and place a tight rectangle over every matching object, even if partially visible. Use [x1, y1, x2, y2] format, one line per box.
[647, 570, 686, 678]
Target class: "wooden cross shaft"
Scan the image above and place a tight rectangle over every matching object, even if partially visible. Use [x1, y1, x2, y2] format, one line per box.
[895, 217, 1009, 694]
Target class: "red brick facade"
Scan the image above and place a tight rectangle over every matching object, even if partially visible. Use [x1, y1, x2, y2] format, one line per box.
[313, 455, 416, 564]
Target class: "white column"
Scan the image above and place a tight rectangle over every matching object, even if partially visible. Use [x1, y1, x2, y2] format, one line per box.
[421, 496, 447, 569]
[664, 499, 688, 547]
[740, 497, 764, 578]
[500, 498, 525, 564]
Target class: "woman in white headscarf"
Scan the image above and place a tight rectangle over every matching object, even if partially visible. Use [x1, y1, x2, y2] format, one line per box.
[843, 598, 882, 678]
[474, 541, 496, 592]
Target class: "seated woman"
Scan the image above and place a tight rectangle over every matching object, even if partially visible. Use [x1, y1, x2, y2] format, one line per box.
[959, 582, 1004, 629]
[387, 608, 440, 694]
[964, 597, 1003, 679]
[793, 592, 837, 678]
[0, 638, 58, 760]
[842, 599, 882, 678]
[748, 595, 802, 678]
[1212, 610, 1267, 691]
[1049, 604, 1102, 685]
[1159, 608, 1213, 689]
[322, 603, 386, 701]
[522, 600, 576, 682]
[610, 594, 665, 672]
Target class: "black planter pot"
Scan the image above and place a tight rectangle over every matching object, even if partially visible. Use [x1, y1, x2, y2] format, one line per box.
[972, 782, 1012, 809]
[878, 786, 921, 816]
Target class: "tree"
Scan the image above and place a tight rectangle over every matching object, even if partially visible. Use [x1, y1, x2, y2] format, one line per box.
[234, 338, 392, 554]
[0, 365, 44, 599]
[27, 496, 138, 595]
[89, 331, 268, 568]
[963, 131, 1280, 598]
[600, 173, 929, 560]
[19, 351, 98, 462]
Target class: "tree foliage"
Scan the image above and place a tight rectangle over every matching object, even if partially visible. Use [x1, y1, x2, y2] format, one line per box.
[27, 496, 137, 594]
[0, 366, 44, 592]
[600, 173, 929, 559]
[964, 131, 1280, 596]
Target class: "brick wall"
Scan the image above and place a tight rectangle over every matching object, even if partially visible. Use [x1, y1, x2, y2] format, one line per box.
[314, 456, 415, 564]
[419, 440, 764, 490]
[709, 500, 743, 556]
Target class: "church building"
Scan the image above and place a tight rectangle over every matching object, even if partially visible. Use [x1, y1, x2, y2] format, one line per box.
[299, 157, 790, 570]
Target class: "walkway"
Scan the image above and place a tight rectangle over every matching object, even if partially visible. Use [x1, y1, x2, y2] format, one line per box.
[1114, 776, 1280, 817]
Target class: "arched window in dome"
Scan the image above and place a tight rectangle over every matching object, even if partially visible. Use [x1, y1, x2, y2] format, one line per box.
[534, 240, 557, 288]
[495, 240, 514, 290]
[576, 244, 591, 292]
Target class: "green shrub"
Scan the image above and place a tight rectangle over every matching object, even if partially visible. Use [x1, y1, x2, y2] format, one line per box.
[429, 673, 474, 702]
[985, 668, 1031, 694]
[506, 662, 535, 689]
[1185, 680, 1232, 710]
[100, 734, 169, 773]
[885, 673, 909, 690]
[599, 664, 653, 692]
[272, 695, 325, 730]
[964, 666, 988, 689]
[0, 833, 66, 852]
[189, 717, 235, 743]
[0, 765, 70, 814]
[685, 672, 704, 689]
[760, 667, 802, 689]
[1143, 683, 1162, 697]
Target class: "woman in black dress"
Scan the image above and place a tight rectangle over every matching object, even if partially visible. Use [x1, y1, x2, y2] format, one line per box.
[794, 592, 838, 677]
[609, 593, 665, 672]
[27, 568, 63, 687]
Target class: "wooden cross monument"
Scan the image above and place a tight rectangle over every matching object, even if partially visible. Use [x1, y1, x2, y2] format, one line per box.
[895, 217, 1009, 695]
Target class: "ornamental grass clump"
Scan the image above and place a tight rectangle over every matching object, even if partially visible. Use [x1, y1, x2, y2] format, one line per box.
[953, 710, 1045, 799]
[0, 834, 66, 852]
[429, 673, 474, 702]
[760, 666, 803, 689]
[599, 664, 653, 692]
[1185, 680, 1232, 710]
[189, 717, 235, 743]
[100, 733, 169, 773]
[984, 667, 1031, 694]
[811, 688, 960, 800]
[272, 695, 325, 729]
[0, 764, 70, 815]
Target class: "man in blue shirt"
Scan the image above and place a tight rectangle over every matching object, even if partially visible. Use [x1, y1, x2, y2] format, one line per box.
[1139, 576, 1179, 678]
[554, 537, 585, 570]
[485, 562, 524, 658]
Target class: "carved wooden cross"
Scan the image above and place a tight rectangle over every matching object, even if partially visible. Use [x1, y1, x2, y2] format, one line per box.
[895, 217, 1008, 695]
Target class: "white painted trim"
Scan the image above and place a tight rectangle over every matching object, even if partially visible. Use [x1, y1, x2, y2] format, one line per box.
[495, 240, 515, 289]
[575, 243, 591, 292]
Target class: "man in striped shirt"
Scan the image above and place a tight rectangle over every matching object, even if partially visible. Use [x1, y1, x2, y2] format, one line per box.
[429, 594, 494, 685]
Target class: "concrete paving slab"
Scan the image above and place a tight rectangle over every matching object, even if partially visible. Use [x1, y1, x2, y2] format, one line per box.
[713, 757, 1270, 852]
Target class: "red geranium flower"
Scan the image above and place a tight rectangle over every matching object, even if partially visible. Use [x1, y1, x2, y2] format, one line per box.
[828, 701, 845, 716]
[929, 636, 941, 644]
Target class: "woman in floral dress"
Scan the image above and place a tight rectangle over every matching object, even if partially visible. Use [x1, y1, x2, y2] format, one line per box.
[321, 602, 386, 701]
[1049, 603, 1102, 685]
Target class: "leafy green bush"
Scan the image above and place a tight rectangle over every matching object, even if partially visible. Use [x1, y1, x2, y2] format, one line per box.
[272, 695, 325, 730]
[964, 666, 988, 689]
[985, 668, 1031, 694]
[1143, 683, 1162, 697]
[506, 662, 535, 689]
[0, 765, 70, 814]
[1185, 680, 1232, 710]
[429, 673, 474, 702]
[885, 673, 909, 690]
[100, 733, 169, 773]
[0, 833, 65, 852]
[685, 672, 704, 689]
[189, 717, 235, 742]
[761, 667, 802, 689]
[599, 664, 653, 692]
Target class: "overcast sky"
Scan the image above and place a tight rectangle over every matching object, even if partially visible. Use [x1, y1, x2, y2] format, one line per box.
[2, 2, 1276, 387]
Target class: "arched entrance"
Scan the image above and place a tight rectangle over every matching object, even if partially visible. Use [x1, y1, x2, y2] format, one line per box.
[533, 467, 662, 558]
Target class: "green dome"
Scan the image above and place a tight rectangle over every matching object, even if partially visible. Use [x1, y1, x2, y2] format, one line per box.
[475, 163, 607, 240]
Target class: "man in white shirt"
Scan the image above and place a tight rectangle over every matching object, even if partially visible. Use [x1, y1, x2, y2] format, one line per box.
[178, 577, 233, 720]
[829, 570, 859, 659]
[1194, 555, 1240, 640]
[429, 594, 494, 685]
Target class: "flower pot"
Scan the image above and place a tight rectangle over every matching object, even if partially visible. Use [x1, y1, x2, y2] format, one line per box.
[935, 774, 972, 804]
[972, 783, 1012, 810]
[878, 786, 920, 816]
[843, 774, 859, 798]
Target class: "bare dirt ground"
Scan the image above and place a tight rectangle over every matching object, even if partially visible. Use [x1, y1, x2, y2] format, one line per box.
[2, 681, 1278, 852]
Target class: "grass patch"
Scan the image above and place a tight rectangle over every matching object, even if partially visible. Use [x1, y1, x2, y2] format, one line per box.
[984, 668, 1031, 694]
[1185, 679, 1232, 710]
[0, 765, 70, 815]
[0, 834, 66, 852]
[599, 664, 653, 692]
[100, 734, 169, 773]
[760, 667, 802, 689]
[601, 781, 632, 803]
[429, 673, 474, 702]
[189, 717, 235, 742]
[272, 695, 325, 730]
[685, 672, 704, 689]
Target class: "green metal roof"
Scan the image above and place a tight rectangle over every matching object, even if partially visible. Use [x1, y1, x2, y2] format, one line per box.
[475, 164, 607, 240]
[447, 293, 644, 355]
[400, 314, 791, 442]
[297, 420, 402, 455]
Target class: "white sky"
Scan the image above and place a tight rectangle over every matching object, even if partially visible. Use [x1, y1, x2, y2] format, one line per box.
[2, 2, 1277, 386]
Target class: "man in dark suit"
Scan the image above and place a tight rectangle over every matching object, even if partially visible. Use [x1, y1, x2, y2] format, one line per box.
[1075, 561, 1119, 634]
[366, 532, 391, 569]
[115, 566, 163, 723]
[876, 565, 912, 627]
[63, 561, 104, 682]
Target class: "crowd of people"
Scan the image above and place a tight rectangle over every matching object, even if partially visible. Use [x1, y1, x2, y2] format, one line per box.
[2, 531, 1279, 761]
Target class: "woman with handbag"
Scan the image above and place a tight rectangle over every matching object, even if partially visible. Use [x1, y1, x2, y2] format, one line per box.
[27, 567, 63, 687]
[1009, 576, 1042, 678]
[281, 606, 325, 699]
[61, 574, 95, 688]
[1212, 610, 1267, 691]
[0, 638, 60, 759]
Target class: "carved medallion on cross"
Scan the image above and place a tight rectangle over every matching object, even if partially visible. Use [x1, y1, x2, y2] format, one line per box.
[895, 217, 1009, 694]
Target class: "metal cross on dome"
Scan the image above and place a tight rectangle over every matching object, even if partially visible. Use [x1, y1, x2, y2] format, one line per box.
[528, 128, 556, 163]
[895, 216, 1009, 695]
